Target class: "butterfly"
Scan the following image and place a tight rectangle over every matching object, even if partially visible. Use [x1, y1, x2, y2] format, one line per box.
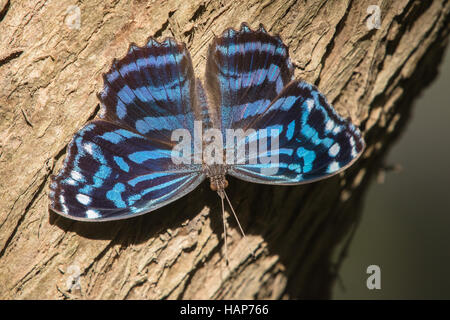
[49, 23, 364, 259]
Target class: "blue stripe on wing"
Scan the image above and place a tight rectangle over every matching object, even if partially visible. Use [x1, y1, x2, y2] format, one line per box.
[228, 80, 365, 184]
[205, 23, 294, 134]
[49, 120, 204, 221]
[97, 37, 200, 140]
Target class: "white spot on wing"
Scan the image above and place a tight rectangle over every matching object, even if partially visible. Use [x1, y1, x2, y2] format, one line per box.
[76, 193, 91, 205]
[325, 119, 334, 131]
[306, 99, 314, 112]
[84, 142, 93, 155]
[59, 194, 68, 214]
[327, 161, 340, 173]
[333, 126, 342, 134]
[71, 170, 82, 181]
[66, 178, 77, 186]
[329, 143, 340, 157]
[350, 136, 358, 157]
[349, 136, 355, 146]
[86, 209, 101, 219]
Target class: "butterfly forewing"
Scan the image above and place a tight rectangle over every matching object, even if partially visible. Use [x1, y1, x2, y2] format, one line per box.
[227, 80, 365, 184]
[49, 120, 205, 221]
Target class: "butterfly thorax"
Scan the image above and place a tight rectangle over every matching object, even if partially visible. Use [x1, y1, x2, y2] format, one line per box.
[204, 164, 228, 196]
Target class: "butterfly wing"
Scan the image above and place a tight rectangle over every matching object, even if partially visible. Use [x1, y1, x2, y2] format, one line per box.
[49, 38, 205, 221]
[228, 80, 365, 184]
[205, 23, 294, 133]
[98, 37, 201, 139]
[205, 23, 364, 184]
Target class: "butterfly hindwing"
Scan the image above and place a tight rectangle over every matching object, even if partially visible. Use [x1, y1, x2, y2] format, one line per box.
[228, 80, 364, 184]
[205, 23, 294, 133]
[98, 37, 200, 140]
[49, 120, 205, 221]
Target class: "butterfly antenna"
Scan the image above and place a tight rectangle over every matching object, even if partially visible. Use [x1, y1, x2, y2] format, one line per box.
[219, 191, 229, 266]
[223, 190, 255, 260]
[223, 190, 246, 239]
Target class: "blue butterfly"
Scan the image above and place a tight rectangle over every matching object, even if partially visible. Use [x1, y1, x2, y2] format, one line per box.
[49, 23, 364, 231]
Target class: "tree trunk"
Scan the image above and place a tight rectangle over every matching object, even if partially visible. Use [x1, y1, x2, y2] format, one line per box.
[0, 0, 449, 299]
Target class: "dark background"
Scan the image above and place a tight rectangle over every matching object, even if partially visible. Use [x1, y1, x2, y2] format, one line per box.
[334, 48, 450, 299]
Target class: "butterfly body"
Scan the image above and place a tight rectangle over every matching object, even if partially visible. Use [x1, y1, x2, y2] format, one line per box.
[49, 23, 364, 222]
[204, 164, 229, 195]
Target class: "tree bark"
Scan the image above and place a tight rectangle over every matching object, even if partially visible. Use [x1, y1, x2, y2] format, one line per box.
[0, 0, 449, 299]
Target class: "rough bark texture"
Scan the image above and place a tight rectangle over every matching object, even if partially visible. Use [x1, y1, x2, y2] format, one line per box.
[0, 0, 449, 299]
